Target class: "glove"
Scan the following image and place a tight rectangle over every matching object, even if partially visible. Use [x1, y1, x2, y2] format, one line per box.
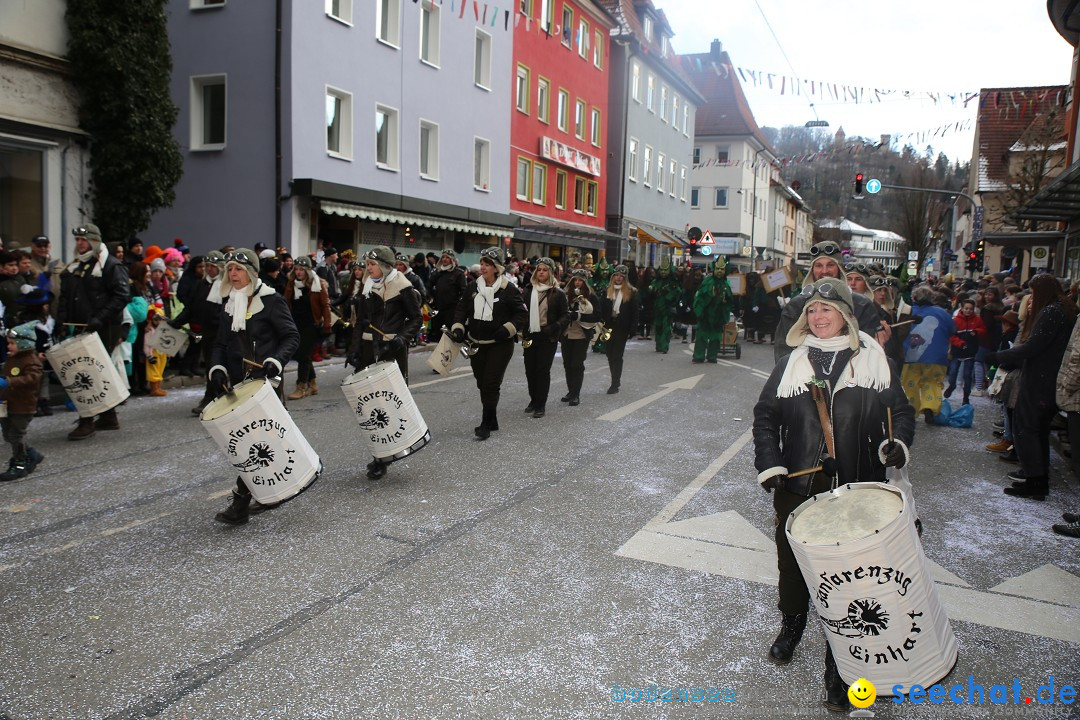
[85, 318, 102, 335]
[494, 327, 511, 341]
[450, 328, 465, 344]
[167, 318, 183, 330]
[263, 360, 281, 380]
[345, 354, 360, 370]
[208, 366, 229, 390]
[761, 475, 785, 493]
[567, 310, 580, 322]
[882, 443, 906, 468]
[389, 336, 407, 353]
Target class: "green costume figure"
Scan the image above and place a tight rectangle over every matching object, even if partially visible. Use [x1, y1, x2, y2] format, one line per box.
[692, 260, 734, 363]
[649, 259, 681, 353]
[591, 257, 613, 353]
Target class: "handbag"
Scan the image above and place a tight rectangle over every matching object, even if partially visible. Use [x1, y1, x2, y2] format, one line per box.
[425, 331, 460, 377]
[987, 368, 1008, 398]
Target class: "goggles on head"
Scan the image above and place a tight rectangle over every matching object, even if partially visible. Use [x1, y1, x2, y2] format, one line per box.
[809, 241, 842, 257]
[845, 262, 871, 276]
[223, 250, 257, 266]
[801, 280, 846, 302]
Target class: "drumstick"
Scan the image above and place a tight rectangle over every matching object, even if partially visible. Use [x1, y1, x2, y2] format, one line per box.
[368, 324, 390, 339]
[788, 466, 824, 479]
[65, 323, 89, 327]
[242, 358, 262, 369]
[888, 319, 918, 328]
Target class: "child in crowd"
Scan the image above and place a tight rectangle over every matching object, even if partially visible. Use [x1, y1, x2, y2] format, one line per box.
[144, 305, 168, 397]
[0, 323, 44, 481]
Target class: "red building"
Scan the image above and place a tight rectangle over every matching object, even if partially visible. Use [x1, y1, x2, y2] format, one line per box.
[509, 0, 619, 263]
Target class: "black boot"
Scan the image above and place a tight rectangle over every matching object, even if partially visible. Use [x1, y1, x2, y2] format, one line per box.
[560, 393, 572, 402]
[822, 645, 849, 712]
[767, 612, 807, 665]
[489, 407, 499, 431]
[36, 398, 53, 417]
[67, 417, 96, 441]
[1003, 477, 1048, 500]
[0, 457, 28, 481]
[214, 479, 251, 525]
[366, 459, 387, 480]
[474, 408, 492, 440]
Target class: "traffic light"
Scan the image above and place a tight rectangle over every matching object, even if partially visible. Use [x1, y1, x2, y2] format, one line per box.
[687, 226, 701, 256]
[854, 172, 864, 195]
[967, 252, 978, 272]
[688, 237, 698, 256]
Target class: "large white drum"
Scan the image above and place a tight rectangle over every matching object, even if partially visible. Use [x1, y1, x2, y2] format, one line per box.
[146, 325, 191, 357]
[201, 378, 321, 505]
[47, 332, 130, 418]
[786, 482, 958, 695]
[341, 361, 430, 462]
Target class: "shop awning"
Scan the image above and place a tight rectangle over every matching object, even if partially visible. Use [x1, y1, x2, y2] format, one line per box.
[1011, 160, 1080, 222]
[636, 226, 680, 247]
[321, 201, 514, 238]
[512, 213, 619, 251]
[660, 230, 689, 248]
[982, 230, 1066, 247]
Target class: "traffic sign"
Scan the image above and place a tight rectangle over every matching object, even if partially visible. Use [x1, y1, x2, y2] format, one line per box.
[699, 230, 715, 245]
[700, 246, 713, 256]
[865, 178, 881, 194]
[908, 251, 919, 261]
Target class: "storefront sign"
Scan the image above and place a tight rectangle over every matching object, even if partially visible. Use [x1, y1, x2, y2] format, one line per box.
[540, 137, 601, 177]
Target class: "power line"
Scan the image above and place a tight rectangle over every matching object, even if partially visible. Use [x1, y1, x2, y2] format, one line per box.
[753, 0, 819, 120]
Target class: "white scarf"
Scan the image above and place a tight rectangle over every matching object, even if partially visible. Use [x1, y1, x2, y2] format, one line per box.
[474, 275, 501, 321]
[362, 268, 398, 298]
[224, 284, 256, 332]
[529, 277, 556, 333]
[208, 277, 224, 305]
[66, 242, 109, 278]
[612, 282, 624, 317]
[776, 331, 892, 398]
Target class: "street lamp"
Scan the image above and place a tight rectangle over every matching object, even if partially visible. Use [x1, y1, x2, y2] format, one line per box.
[749, 146, 769, 271]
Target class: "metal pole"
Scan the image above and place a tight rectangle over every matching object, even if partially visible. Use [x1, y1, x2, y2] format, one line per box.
[749, 147, 766, 271]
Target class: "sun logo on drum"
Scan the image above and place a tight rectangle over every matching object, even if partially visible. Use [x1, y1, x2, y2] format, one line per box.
[357, 407, 391, 431]
[232, 442, 275, 472]
[823, 597, 890, 638]
[66, 371, 94, 392]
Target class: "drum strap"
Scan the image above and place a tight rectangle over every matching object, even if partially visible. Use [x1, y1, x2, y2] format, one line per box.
[810, 383, 837, 464]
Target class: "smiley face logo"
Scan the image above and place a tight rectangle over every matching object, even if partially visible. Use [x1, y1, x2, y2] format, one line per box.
[848, 677, 876, 709]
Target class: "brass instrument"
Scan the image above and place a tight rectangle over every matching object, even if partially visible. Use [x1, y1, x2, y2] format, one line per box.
[600, 326, 613, 342]
[521, 334, 533, 349]
[460, 339, 479, 358]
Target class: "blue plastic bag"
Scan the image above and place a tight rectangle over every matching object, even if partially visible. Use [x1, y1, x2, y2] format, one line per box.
[933, 397, 974, 428]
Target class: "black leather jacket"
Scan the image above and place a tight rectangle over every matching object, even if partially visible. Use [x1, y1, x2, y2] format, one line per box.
[429, 267, 467, 311]
[601, 289, 639, 335]
[58, 252, 131, 349]
[348, 272, 422, 352]
[210, 285, 299, 383]
[452, 277, 528, 344]
[753, 346, 915, 496]
[522, 284, 569, 342]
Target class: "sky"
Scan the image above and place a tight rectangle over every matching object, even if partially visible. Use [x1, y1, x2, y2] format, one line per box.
[662, 0, 1076, 163]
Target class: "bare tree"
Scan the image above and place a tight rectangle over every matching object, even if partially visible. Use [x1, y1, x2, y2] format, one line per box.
[891, 154, 952, 269]
[990, 107, 1067, 231]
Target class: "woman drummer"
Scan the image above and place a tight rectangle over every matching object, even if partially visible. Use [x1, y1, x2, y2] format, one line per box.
[752, 277, 914, 711]
[521, 257, 568, 418]
[284, 256, 332, 400]
[560, 269, 599, 406]
[449, 247, 527, 440]
[208, 247, 300, 525]
[346, 245, 422, 479]
[601, 264, 638, 394]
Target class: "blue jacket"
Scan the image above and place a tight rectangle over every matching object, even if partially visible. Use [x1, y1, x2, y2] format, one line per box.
[903, 304, 955, 366]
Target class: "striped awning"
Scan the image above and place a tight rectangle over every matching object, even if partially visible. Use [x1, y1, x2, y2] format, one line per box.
[321, 201, 514, 238]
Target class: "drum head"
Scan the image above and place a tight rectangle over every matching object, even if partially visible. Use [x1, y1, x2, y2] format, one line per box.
[343, 361, 397, 384]
[202, 379, 266, 421]
[790, 485, 904, 545]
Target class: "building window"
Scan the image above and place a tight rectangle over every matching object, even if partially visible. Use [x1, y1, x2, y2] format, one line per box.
[557, 89, 569, 132]
[555, 170, 567, 209]
[646, 75, 654, 112]
[593, 30, 603, 68]
[325, 86, 351, 158]
[536, 77, 550, 123]
[420, 2, 440, 65]
[515, 64, 530, 114]
[375, 104, 399, 170]
[656, 152, 665, 193]
[590, 107, 601, 147]
[539, 0, 552, 31]
[520, 0, 532, 15]
[690, 186, 700, 208]
[680, 166, 687, 201]
[692, 147, 701, 165]
[532, 162, 547, 205]
[191, 75, 226, 150]
[577, 18, 589, 58]
[474, 137, 490, 190]
[643, 14, 653, 41]
[660, 85, 667, 121]
[377, 0, 400, 46]
[419, 120, 438, 179]
[561, 6, 573, 47]
[516, 156, 531, 200]
[717, 145, 729, 164]
[631, 62, 641, 103]
[574, 177, 586, 213]
[191, 0, 225, 8]
[668, 159, 677, 197]
[325, 0, 351, 23]
[671, 96, 679, 128]
[586, 181, 598, 216]
[660, 35, 668, 58]
[642, 145, 652, 187]
[628, 138, 639, 182]
[574, 99, 585, 140]
[474, 30, 492, 89]
[0, 144, 43, 243]
[682, 105, 689, 135]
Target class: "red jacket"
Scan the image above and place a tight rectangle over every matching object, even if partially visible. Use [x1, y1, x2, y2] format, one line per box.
[950, 312, 986, 357]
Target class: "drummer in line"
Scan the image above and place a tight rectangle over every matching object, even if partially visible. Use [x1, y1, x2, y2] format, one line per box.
[752, 277, 914, 712]
[346, 245, 422, 480]
[208, 248, 299, 525]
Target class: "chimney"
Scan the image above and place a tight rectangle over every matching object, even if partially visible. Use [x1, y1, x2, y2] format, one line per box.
[711, 39, 722, 59]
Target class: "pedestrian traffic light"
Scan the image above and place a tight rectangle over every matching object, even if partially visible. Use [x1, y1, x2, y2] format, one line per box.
[967, 252, 978, 272]
[688, 237, 698, 256]
[854, 172, 864, 195]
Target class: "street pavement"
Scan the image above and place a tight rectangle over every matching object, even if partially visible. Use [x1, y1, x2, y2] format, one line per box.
[0, 335, 1078, 720]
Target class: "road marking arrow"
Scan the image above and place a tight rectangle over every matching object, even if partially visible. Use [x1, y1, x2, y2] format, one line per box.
[597, 374, 704, 422]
